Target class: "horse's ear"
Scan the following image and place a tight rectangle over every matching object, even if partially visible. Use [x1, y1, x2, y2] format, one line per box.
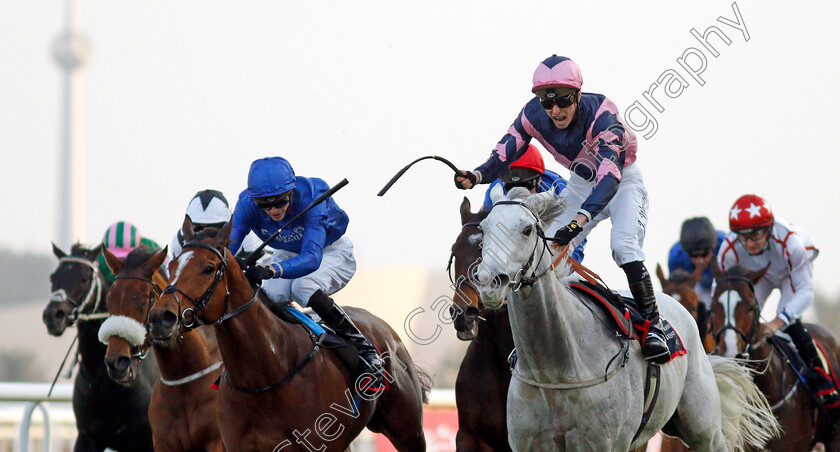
[215, 222, 232, 249]
[655, 263, 667, 289]
[459, 197, 473, 225]
[146, 247, 168, 274]
[710, 258, 724, 281]
[52, 242, 67, 259]
[102, 247, 122, 275]
[182, 215, 195, 241]
[747, 263, 770, 284]
[91, 243, 104, 260]
[489, 184, 506, 205]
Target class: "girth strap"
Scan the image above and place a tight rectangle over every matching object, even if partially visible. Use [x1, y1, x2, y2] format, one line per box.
[632, 363, 662, 443]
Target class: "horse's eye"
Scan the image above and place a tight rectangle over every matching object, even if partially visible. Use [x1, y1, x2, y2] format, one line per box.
[523, 226, 533, 236]
[80, 276, 90, 284]
[203, 265, 215, 275]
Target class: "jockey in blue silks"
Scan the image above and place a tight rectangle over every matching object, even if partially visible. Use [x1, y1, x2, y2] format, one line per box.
[228, 156, 384, 389]
[667, 217, 725, 339]
[482, 144, 587, 263]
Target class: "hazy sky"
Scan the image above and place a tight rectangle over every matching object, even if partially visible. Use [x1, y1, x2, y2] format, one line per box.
[3, 1, 839, 298]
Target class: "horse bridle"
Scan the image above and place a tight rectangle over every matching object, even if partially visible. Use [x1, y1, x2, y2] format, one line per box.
[447, 220, 484, 323]
[713, 275, 762, 358]
[111, 274, 160, 360]
[50, 256, 108, 323]
[163, 240, 257, 329]
[490, 200, 555, 291]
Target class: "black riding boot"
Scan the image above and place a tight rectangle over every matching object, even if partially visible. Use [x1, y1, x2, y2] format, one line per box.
[696, 303, 710, 343]
[307, 290, 385, 391]
[622, 261, 670, 364]
[786, 320, 840, 410]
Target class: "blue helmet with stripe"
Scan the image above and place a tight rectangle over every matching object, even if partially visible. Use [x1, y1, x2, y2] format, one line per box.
[247, 157, 296, 198]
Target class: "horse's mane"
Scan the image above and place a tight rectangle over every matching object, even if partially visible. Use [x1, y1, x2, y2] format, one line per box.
[123, 246, 160, 270]
[505, 187, 565, 227]
[722, 264, 752, 278]
[70, 243, 96, 258]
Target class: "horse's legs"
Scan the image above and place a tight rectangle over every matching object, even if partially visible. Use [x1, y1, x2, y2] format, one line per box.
[456, 429, 505, 452]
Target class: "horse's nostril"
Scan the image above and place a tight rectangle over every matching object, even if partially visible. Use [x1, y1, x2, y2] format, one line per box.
[52, 309, 65, 320]
[495, 274, 510, 288]
[106, 356, 131, 374]
[152, 311, 177, 330]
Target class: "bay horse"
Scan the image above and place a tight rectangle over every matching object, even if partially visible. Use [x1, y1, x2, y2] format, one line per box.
[711, 262, 840, 451]
[148, 218, 430, 452]
[449, 197, 513, 451]
[656, 264, 715, 353]
[42, 243, 158, 452]
[476, 188, 779, 451]
[98, 245, 225, 452]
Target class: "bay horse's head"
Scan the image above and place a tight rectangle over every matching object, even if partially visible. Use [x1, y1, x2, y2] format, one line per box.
[448, 197, 489, 341]
[98, 246, 167, 384]
[150, 216, 242, 338]
[655, 263, 703, 321]
[710, 261, 770, 358]
[43, 243, 105, 336]
[476, 188, 565, 309]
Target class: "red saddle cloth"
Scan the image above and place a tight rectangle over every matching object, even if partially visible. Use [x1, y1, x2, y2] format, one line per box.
[569, 281, 687, 363]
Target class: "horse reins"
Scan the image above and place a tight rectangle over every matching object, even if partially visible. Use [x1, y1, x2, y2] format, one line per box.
[164, 240, 257, 329]
[50, 256, 108, 322]
[491, 201, 604, 290]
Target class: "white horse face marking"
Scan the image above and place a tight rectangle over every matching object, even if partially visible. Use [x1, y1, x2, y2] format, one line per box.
[720, 289, 742, 358]
[467, 232, 482, 246]
[171, 250, 194, 285]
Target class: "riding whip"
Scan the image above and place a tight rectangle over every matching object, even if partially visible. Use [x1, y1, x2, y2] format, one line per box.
[377, 155, 462, 196]
[240, 178, 350, 266]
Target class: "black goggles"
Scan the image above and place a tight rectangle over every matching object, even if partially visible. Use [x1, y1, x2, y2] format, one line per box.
[254, 192, 292, 211]
[536, 90, 577, 109]
[687, 249, 712, 258]
[193, 222, 227, 233]
[504, 178, 540, 191]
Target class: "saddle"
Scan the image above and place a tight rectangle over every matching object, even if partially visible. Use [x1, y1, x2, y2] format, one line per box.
[569, 280, 687, 363]
[770, 335, 840, 405]
[266, 299, 363, 375]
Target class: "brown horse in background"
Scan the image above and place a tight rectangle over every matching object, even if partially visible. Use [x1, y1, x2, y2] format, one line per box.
[656, 263, 714, 353]
[99, 246, 225, 452]
[711, 263, 840, 451]
[148, 218, 429, 451]
[43, 243, 157, 452]
[449, 198, 512, 451]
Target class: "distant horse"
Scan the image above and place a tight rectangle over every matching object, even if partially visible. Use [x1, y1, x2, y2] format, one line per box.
[656, 264, 714, 353]
[42, 243, 158, 452]
[448, 197, 513, 451]
[711, 263, 840, 451]
[148, 218, 430, 452]
[476, 188, 779, 451]
[98, 246, 225, 452]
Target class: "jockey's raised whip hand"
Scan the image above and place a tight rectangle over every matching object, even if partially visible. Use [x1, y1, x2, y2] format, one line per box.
[454, 170, 478, 189]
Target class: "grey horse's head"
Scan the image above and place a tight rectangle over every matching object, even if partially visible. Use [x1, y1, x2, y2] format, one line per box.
[476, 187, 565, 309]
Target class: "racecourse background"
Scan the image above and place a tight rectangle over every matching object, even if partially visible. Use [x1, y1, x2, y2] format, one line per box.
[1, 2, 839, 359]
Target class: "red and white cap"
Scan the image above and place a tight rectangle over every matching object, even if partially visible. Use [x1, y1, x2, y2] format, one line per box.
[510, 144, 545, 174]
[729, 194, 774, 232]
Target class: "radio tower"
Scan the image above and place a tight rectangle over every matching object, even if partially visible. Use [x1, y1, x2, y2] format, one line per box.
[53, 0, 90, 248]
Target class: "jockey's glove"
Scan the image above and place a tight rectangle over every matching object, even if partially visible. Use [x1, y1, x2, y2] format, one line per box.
[244, 265, 274, 286]
[453, 170, 478, 190]
[553, 221, 583, 247]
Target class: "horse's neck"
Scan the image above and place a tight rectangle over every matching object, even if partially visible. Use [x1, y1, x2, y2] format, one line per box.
[751, 340, 790, 400]
[507, 271, 599, 382]
[77, 319, 107, 367]
[153, 328, 218, 382]
[214, 291, 311, 389]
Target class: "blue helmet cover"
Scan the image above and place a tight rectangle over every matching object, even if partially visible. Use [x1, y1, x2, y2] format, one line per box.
[247, 157, 296, 198]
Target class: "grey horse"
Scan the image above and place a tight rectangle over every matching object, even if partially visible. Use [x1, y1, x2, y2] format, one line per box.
[475, 187, 780, 452]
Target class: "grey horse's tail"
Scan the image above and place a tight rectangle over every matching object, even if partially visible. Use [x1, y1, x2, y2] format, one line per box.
[709, 355, 781, 451]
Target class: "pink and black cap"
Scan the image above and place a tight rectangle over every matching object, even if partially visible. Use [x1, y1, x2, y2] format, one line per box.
[531, 55, 583, 93]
